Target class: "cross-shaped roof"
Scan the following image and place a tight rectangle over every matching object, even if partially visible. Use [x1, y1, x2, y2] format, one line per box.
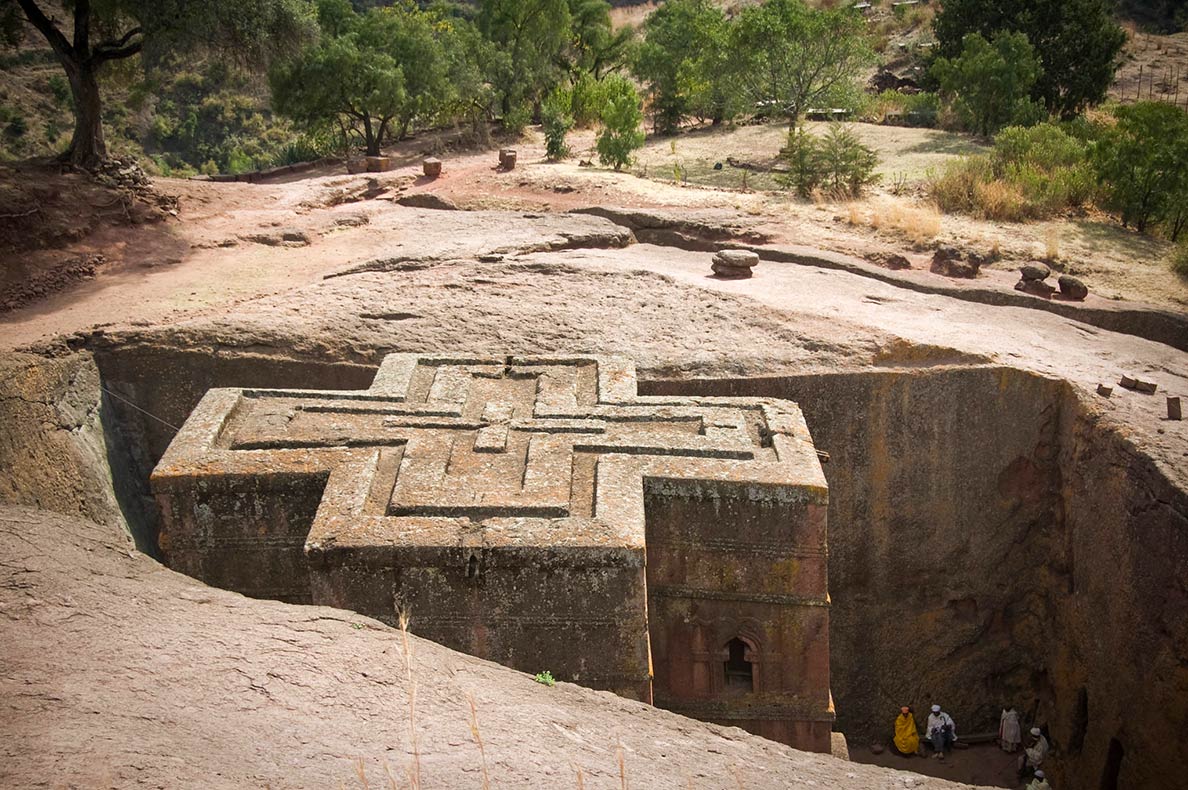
[152, 354, 827, 559]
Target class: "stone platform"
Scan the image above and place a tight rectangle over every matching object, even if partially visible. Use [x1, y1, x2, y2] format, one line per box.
[151, 354, 833, 751]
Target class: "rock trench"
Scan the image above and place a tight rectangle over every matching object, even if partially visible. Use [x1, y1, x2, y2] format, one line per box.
[5, 338, 1174, 790]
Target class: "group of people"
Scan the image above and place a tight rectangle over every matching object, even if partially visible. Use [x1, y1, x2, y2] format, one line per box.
[999, 706, 1052, 783]
[891, 704, 957, 760]
[889, 704, 1053, 789]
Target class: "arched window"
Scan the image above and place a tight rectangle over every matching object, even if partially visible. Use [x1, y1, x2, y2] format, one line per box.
[723, 637, 754, 692]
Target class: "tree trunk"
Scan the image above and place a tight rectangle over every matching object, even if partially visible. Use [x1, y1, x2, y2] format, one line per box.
[65, 62, 107, 169]
[362, 115, 379, 157]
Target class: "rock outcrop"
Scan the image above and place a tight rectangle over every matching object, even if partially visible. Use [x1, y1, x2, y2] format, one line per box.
[0, 505, 986, 790]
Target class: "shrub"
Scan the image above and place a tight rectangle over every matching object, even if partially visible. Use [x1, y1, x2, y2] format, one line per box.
[776, 127, 822, 197]
[596, 75, 644, 171]
[816, 124, 879, 197]
[930, 31, 1046, 136]
[541, 86, 574, 160]
[4, 113, 27, 138]
[1092, 101, 1188, 239]
[570, 71, 605, 128]
[1171, 243, 1188, 278]
[47, 74, 70, 107]
[226, 148, 255, 175]
[993, 123, 1095, 212]
[501, 101, 533, 137]
[776, 124, 879, 199]
[929, 122, 1093, 221]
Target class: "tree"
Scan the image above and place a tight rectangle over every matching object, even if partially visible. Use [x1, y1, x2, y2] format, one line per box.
[11, 0, 316, 169]
[566, 0, 633, 79]
[270, 28, 404, 156]
[930, 32, 1045, 137]
[271, 1, 460, 156]
[1093, 102, 1188, 238]
[729, 0, 874, 128]
[596, 74, 644, 171]
[776, 124, 878, 199]
[360, 3, 455, 140]
[438, 16, 505, 143]
[932, 0, 1127, 118]
[541, 85, 574, 160]
[633, 0, 731, 135]
[477, 0, 571, 114]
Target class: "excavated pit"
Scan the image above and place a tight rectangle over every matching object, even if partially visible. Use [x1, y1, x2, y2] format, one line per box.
[6, 342, 1183, 790]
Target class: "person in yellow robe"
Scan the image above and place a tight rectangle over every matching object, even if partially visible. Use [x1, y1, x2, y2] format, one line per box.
[893, 706, 920, 757]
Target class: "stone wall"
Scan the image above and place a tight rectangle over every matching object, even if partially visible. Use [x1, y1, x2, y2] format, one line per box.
[1047, 398, 1188, 790]
[0, 352, 124, 532]
[646, 366, 1188, 790]
[645, 486, 833, 752]
[80, 346, 1188, 787]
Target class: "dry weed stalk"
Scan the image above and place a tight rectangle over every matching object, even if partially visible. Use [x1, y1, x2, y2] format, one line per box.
[573, 762, 586, 789]
[356, 757, 370, 790]
[467, 694, 491, 790]
[383, 759, 399, 790]
[617, 737, 628, 790]
[397, 607, 422, 790]
[1044, 227, 1061, 261]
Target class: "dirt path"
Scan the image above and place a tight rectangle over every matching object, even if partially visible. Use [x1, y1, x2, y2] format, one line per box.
[854, 743, 1020, 789]
[3, 120, 1184, 353]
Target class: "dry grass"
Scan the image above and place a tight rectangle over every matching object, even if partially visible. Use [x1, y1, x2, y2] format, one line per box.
[846, 203, 864, 226]
[397, 607, 422, 790]
[866, 199, 942, 244]
[467, 695, 491, 790]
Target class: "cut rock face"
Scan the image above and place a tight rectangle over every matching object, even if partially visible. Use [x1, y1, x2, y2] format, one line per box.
[150, 353, 835, 752]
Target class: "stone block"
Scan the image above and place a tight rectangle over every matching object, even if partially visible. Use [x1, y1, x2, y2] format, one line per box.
[498, 149, 517, 170]
[1169, 396, 1182, 421]
[151, 354, 834, 753]
[365, 156, 390, 173]
[422, 157, 442, 178]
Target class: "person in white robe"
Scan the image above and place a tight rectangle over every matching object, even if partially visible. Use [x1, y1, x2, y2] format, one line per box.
[999, 707, 1022, 752]
[1018, 727, 1050, 776]
[925, 704, 957, 759]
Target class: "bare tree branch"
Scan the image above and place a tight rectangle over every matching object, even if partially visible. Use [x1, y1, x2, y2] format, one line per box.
[15, 0, 73, 61]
